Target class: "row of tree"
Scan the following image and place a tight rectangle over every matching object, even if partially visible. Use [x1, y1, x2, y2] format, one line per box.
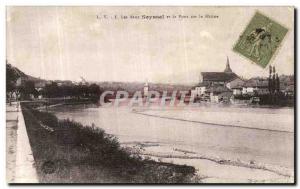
[41, 82, 101, 100]
[6, 63, 20, 94]
[268, 65, 280, 94]
[7, 62, 102, 102]
[8, 79, 102, 101]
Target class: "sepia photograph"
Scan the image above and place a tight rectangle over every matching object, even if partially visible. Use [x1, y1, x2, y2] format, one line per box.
[6, 6, 295, 184]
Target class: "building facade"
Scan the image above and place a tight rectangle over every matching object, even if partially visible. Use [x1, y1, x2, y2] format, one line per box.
[192, 57, 239, 102]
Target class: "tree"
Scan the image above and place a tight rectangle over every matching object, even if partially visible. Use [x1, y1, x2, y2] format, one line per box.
[19, 80, 37, 99]
[6, 64, 18, 92]
[44, 82, 59, 98]
[276, 74, 280, 93]
[6, 62, 20, 104]
[88, 84, 101, 96]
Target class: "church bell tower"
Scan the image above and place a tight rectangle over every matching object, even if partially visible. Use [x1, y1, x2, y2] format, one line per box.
[224, 56, 233, 73]
[143, 80, 149, 97]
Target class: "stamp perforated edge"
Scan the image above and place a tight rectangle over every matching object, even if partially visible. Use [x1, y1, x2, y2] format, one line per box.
[232, 9, 292, 69]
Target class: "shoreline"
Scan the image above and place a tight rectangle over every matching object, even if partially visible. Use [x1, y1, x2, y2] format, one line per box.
[52, 103, 294, 183]
[122, 141, 293, 183]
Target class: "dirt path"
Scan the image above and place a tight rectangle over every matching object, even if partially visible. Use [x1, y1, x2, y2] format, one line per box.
[6, 102, 18, 182]
[6, 102, 38, 183]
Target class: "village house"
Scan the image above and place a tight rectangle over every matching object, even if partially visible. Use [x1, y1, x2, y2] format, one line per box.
[284, 85, 294, 97]
[279, 75, 294, 97]
[242, 78, 269, 96]
[191, 57, 242, 102]
[208, 85, 233, 103]
[229, 78, 245, 96]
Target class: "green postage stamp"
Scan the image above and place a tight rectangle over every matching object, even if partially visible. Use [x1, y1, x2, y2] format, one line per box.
[233, 11, 288, 68]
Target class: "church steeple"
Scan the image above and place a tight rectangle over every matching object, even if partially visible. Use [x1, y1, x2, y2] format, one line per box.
[224, 56, 233, 73]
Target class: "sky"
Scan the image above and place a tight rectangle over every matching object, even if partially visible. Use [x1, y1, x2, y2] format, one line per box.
[6, 6, 294, 84]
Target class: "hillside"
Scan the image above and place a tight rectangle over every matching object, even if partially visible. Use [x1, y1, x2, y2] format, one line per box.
[6, 63, 46, 83]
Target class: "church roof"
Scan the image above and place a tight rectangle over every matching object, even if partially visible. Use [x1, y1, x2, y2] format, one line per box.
[201, 72, 238, 82]
[200, 56, 238, 82]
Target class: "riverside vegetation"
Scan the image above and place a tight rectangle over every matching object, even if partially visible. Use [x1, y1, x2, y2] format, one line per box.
[21, 103, 197, 183]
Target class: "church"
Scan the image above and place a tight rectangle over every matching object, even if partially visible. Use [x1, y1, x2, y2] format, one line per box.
[192, 57, 244, 102]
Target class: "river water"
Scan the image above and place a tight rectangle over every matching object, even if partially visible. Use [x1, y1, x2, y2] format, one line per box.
[52, 104, 294, 182]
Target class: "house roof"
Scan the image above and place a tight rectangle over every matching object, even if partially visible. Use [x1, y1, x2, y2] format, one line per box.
[207, 86, 232, 94]
[194, 81, 210, 87]
[231, 84, 244, 89]
[229, 77, 245, 89]
[201, 72, 238, 82]
[244, 78, 268, 88]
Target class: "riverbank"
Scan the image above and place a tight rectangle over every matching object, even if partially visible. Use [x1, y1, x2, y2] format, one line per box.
[21, 103, 198, 183]
[25, 98, 95, 109]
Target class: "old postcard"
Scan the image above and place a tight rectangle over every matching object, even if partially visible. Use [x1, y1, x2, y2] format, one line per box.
[6, 6, 294, 184]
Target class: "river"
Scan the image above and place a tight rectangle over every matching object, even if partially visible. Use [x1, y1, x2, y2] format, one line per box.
[52, 104, 294, 183]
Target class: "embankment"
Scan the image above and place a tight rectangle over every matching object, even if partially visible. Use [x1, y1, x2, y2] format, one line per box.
[21, 103, 197, 183]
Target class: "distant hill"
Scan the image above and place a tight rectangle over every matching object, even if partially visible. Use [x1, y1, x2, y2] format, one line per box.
[7, 63, 293, 93]
[7, 63, 26, 78]
[6, 63, 46, 82]
[6, 63, 194, 92]
[96, 81, 193, 94]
